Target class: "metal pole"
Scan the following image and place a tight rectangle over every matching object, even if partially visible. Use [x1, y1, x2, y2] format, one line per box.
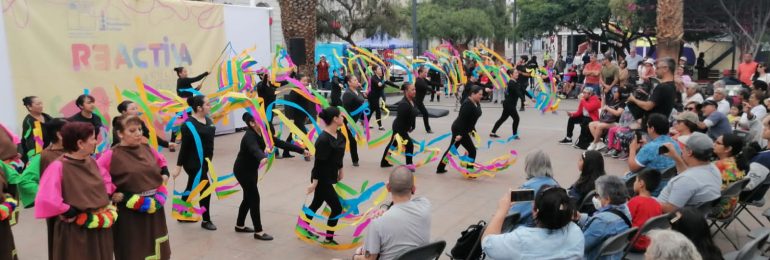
[512, 0, 517, 58]
[412, 0, 418, 58]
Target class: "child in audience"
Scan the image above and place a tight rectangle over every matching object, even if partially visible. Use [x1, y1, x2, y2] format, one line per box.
[728, 103, 742, 129]
[628, 168, 663, 251]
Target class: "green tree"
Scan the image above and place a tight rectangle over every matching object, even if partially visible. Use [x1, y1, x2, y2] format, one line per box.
[412, 0, 509, 51]
[316, 0, 406, 45]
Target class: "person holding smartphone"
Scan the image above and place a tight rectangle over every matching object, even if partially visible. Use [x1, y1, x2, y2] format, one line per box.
[626, 113, 681, 195]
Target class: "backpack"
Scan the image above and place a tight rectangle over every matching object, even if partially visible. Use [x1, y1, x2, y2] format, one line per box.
[450, 220, 486, 260]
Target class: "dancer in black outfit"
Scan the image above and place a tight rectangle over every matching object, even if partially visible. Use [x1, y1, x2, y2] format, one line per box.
[330, 69, 346, 107]
[437, 85, 486, 174]
[304, 107, 346, 245]
[516, 56, 533, 111]
[174, 67, 209, 99]
[111, 101, 176, 150]
[415, 67, 433, 133]
[490, 69, 532, 138]
[283, 75, 312, 158]
[429, 60, 443, 102]
[381, 83, 418, 168]
[172, 95, 217, 230]
[368, 65, 397, 130]
[68, 94, 103, 135]
[234, 113, 310, 241]
[342, 76, 365, 167]
[20, 96, 53, 162]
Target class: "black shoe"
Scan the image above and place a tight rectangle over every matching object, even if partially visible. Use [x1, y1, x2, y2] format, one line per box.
[177, 219, 198, 223]
[378, 126, 385, 130]
[283, 154, 295, 158]
[254, 232, 274, 241]
[519, 107, 525, 111]
[352, 162, 360, 167]
[201, 221, 217, 231]
[436, 168, 447, 174]
[235, 226, 255, 233]
[494, 100, 498, 104]
[558, 137, 572, 145]
[380, 162, 393, 168]
[489, 133, 500, 138]
[427, 130, 434, 134]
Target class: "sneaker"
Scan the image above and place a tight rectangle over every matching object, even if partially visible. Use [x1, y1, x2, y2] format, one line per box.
[378, 126, 385, 131]
[558, 137, 572, 144]
[427, 130, 434, 134]
[201, 221, 217, 231]
[436, 168, 447, 174]
[617, 152, 629, 160]
[611, 150, 623, 158]
[593, 142, 607, 151]
[586, 143, 597, 151]
[380, 162, 393, 168]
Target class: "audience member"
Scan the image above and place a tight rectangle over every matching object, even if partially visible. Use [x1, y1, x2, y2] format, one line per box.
[737, 53, 759, 86]
[584, 54, 602, 95]
[745, 117, 770, 190]
[588, 86, 624, 151]
[578, 175, 630, 260]
[628, 113, 681, 175]
[753, 62, 769, 83]
[672, 111, 699, 146]
[657, 132, 721, 213]
[600, 55, 620, 97]
[712, 133, 747, 219]
[728, 103, 742, 128]
[706, 87, 730, 115]
[738, 91, 767, 144]
[682, 83, 703, 104]
[627, 57, 677, 120]
[698, 100, 732, 140]
[508, 150, 559, 226]
[670, 207, 724, 260]
[568, 151, 606, 207]
[354, 167, 431, 260]
[482, 186, 584, 259]
[603, 105, 636, 159]
[628, 169, 663, 251]
[644, 230, 703, 260]
[558, 88, 600, 149]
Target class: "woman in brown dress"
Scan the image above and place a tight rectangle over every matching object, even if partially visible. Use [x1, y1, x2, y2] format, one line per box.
[0, 123, 19, 260]
[35, 121, 117, 260]
[98, 116, 171, 259]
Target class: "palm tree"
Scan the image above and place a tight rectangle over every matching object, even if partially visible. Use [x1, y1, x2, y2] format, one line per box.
[656, 0, 683, 60]
[278, 0, 318, 77]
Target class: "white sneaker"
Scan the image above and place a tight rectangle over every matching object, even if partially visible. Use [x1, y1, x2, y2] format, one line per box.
[593, 142, 607, 151]
[587, 143, 597, 151]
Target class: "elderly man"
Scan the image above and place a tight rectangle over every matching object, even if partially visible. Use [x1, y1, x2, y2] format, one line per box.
[739, 91, 768, 144]
[682, 82, 704, 104]
[625, 49, 643, 81]
[578, 175, 631, 260]
[657, 132, 722, 213]
[508, 150, 559, 226]
[698, 100, 732, 140]
[353, 167, 431, 260]
[706, 86, 730, 115]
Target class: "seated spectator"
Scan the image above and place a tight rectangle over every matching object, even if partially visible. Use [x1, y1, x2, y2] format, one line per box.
[588, 86, 624, 151]
[697, 100, 733, 140]
[354, 167, 431, 260]
[508, 150, 559, 226]
[644, 230, 703, 260]
[712, 133, 747, 219]
[670, 207, 723, 260]
[628, 113, 682, 176]
[745, 117, 770, 190]
[728, 103, 743, 128]
[482, 186, 584, 259]
[684, 101, 703, 120]
[705, 87, 730, 115]
[717, 69, 741, 86]
[568, 151, 606, 208]
[738, 92, 768, 144]
[558, 88, 600, 149]
[682, 82, 704, 105]
[657, 132, 722, 213]
[578, 175, 631, 260]
[752, 80, 768, 95]
[671, 111, 699, 146]
[603, 105, 637, 159]
[628, 169, 663, 252]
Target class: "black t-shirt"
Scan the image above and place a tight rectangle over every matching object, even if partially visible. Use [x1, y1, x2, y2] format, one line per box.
[177, 116, 215, 170]
[311, 130, 345, 185]
[516, 65, 531, 81]
[69, 112, 103, 135]
[649, 81, 677, 117]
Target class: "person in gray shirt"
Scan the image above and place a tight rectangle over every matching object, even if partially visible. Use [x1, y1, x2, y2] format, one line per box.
[657, 132, 722, 213]
[698, 100, 733, 140]
[354, 167, 431, 260]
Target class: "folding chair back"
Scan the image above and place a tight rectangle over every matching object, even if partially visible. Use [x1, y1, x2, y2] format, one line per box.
[725, 230, 770, 260]
[623, 214, 672, 257]
[501, 213, 520, 233]
[579, 190, 597, 213]
[396, 240, 447, 260]
[598, 227, 638, 257]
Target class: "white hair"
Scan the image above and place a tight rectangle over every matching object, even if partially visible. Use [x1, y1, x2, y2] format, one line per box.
[646, 230, 703, 260]
[524, 150, 554, 179]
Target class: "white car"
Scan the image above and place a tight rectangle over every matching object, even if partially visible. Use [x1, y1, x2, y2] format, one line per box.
[388, 56, 429, 84]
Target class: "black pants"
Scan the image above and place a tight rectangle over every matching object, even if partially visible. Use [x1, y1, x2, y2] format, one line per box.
[306, 183, 342, 238]
[430, 85, 441, 101]
[566, 116, 592, 138]
[283, 118, 308, 157]
[182, 163, 211, 222]
[415, 101, 431, 131]
[234, 169, 262, 232]
[437, 133, 476, 171]
[344, 118, 359, 163]
[367, 97, 382, 127]
[491, 101, 520, 135]
[381, 131, 414, 166]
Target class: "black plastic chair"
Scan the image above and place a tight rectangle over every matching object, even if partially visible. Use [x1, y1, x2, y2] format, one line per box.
[501, 213, 520, 233]
[396, 240, 447, 260]
[579, 190, 597, 214]
[708, 178, 750, 249]
[598, 227, 638, 258]
[734, 176, 770, 231]
[622, 213, 673, 259]
[723, 229, 770, 260]
[696, 197, 721, 217]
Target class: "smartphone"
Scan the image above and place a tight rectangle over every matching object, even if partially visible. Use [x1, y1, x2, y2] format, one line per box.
[510, 189, 535, 202]
[658, 146, 669, 155]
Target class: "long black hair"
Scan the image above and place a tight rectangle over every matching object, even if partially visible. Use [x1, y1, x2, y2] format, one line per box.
[319, 106, 341, 125]
[721, 133, 749, 171]
[44, 118, 69, 144]
[533, 185, 575, 231]
[573, 150, 606, 195]
[671, 207, 723, 260]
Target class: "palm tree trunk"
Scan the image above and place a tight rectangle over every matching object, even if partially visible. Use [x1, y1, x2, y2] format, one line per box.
[656, 0, 683, 60]
[279, 0, 318, 77]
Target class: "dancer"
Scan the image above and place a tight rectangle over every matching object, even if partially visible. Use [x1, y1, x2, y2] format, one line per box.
[381, 83, 419, 168]
[415, 67, 433, 133]
[368, 65, 397, 130]
[111, 101, 175, 151]
[235, 113, 310, 241]
[174, 67, 209, 99]
[283, 75, 312, 159]
[490, 69, 531, 138]
[0, 123, 18, 260]
[35, 122, 117, 260]
[97, 116, 171, 260]
[437, 86, 486, 174]
[173, 95, 217, 230]
[68, 94, 103, 134]
[304, 107, 346, 245]
[330, 69, 346, 107]
[429, 60, 443, 102]
[342, 76, 365, 167]
[21, 96, 52, 162]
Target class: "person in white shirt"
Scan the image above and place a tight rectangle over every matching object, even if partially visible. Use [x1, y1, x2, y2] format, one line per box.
[706, 86, 731, 115]
[682, 82, 704, 105]
[739, 92, 768, 144]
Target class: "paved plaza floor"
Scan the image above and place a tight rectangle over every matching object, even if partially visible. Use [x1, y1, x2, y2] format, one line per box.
[10, 96, 764, 259]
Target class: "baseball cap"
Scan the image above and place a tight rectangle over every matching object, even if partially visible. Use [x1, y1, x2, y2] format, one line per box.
[679, 56, 687, 62]
[702, 99, 718, 107]
[644, 58, 655, 64]
[674, 111, 700, 125]
[685, 132, 714, 154]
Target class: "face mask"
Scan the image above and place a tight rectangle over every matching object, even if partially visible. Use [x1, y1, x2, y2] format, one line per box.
[592, 196, 603, 210]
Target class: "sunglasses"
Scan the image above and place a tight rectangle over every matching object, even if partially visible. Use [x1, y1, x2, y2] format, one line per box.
[685, 107, 696, 111]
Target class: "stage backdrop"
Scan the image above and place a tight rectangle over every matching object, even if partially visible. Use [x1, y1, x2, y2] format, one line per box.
[0, 0, 271, 134]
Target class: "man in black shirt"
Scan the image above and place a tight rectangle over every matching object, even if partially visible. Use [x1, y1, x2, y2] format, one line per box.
[516, 55, 532, 111]
[68, 94, 103, 135]
[415, 67, 433, 133]
[429, 60, 443, 102]
[627, 57, 677, 121]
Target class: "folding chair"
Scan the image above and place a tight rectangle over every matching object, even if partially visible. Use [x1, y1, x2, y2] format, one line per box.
[597, 227, 638, 258]
[396, 240, 447, 260]
[723, 229, 770, 260]
[622, 213, 673, 260]
[734, 176, 770, 231]
[578, 190, 597, 214]
[696, 197, 721, 217]
[708, 179, 751, 249]
[447, 225, 486, 260]
[747, 208, 770, 240]
[501, 213, 520, 233]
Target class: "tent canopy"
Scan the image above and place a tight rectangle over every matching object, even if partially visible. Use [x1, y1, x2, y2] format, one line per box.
[355, 34, 412, 49]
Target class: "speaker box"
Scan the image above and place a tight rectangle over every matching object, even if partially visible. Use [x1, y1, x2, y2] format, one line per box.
[288, 38, 307, 65]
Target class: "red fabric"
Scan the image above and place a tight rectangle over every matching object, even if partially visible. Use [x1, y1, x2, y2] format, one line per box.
[738, 61, 758, 86]
[317, 61, 330, 81]
[584, 62, 602, 84]
[571, 95, 601, 120]
[628, 196, 663, 251]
